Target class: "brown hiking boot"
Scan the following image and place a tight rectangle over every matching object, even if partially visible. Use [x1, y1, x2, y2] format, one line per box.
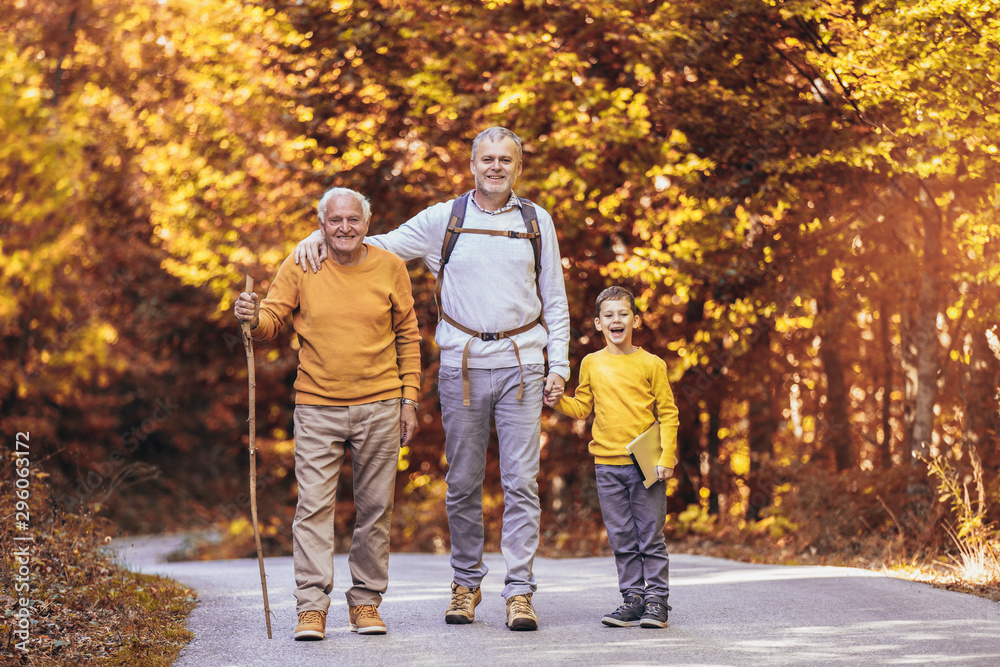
[349, 604, 387, 634]
[445, 582, 482, 624]
[505, 593, 538, 631]
[294, 609, 326, 640]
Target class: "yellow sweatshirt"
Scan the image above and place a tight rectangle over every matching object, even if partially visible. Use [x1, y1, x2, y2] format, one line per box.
[554, 347, 679, 468]
[251, 246, 421, 406]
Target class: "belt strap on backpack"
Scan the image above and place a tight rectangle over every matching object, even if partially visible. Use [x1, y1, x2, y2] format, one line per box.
[435, 191, 546, 406]
[441, 312, 541, 406]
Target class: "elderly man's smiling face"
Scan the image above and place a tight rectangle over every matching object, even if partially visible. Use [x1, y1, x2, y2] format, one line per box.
[320, 194, 369, 266]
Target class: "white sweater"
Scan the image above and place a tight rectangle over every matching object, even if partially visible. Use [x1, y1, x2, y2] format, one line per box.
[369, 194, 571, 380]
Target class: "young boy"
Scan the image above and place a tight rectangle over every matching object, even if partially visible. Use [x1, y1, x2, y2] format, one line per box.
[544, 286, 679, 628]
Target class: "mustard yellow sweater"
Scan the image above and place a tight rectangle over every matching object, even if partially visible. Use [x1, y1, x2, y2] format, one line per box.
[554, 348, 679, 468]
[251, 246, 421, 406]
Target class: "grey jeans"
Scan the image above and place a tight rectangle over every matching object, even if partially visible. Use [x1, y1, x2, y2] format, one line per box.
[595, 463, 669, 601]
[439, 363, 544, 599]
[292, 402, 400, 613]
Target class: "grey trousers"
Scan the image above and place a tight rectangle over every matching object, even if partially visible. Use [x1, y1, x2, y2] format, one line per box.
[292, 402, 400, 613]
[439, 363, 545, 599]
[595, 463, 670, 601]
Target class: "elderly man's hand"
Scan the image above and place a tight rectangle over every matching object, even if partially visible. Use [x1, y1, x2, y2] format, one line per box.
[293, 230, 328, 273]
[234, 291, 260, 328]
[400, 403, 418, 446]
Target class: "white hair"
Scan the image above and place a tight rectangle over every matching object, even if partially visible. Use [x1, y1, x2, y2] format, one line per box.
[317, 187, 371, 224]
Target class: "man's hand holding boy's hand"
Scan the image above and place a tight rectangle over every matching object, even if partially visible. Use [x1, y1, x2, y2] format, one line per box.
[655, 466, 674, 482]
[543, 373, 564, 408]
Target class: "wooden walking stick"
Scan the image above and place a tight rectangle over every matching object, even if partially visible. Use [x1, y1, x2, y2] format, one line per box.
[241, 275, 273, 639]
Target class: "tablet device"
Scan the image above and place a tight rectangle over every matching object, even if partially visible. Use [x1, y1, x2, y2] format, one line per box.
[625, 422, 661, 489]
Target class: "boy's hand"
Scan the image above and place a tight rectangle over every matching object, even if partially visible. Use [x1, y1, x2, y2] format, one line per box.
[655, 466, 674, 482]
[543, 373, 564, 406]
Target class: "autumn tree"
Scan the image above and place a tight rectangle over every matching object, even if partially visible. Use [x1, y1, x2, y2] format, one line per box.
[1, 0, 313, 527]
[3, 0, 996, 559]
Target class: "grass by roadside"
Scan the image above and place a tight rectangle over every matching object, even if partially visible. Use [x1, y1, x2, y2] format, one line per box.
[676, 534, 1000, 603]
[668, 454, 1000, 604]
[1, 456, 197, 665]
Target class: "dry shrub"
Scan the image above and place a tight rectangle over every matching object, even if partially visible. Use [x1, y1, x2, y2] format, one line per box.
[0, 453, 195, 665]
[677, 458, 952, 569]
[926, 452, 1000, 588]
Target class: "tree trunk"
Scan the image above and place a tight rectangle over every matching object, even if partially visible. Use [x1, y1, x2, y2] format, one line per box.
[879, 301, 894, 469]
[52, 5, 80, 106]
[819, 337, 853, 472]
[705, 379, 723, 515]
[672, 377, 703, 513]
[818, 279, 853, 471]
[901, 306, 919, 456]
[909, 181, 944, 462]
[745, 325, 776, 521]
[671, 292, 708, 513]
[963, 328, 1000, 468]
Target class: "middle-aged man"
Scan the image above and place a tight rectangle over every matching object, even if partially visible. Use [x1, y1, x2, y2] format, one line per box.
[293, 127, 570, 631]
[235, 187, 421, 641]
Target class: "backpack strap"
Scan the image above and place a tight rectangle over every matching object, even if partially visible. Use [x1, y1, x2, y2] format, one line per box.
[519, 199, 542, 276]
[441, 192, 541, 268]
[440, 191, 471, 271]
[434, 192, 547, 405]
[519, 199, 547, 333]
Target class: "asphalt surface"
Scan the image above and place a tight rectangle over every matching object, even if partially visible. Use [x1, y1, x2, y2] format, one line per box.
[115, 534, 1000, 666]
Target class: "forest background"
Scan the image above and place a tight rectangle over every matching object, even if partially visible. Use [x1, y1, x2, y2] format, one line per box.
[3, 0, 999, 581]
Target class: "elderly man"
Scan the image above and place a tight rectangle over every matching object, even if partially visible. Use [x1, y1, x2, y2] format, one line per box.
[294, 128, 569, 631]
[235, 187, 420, 640]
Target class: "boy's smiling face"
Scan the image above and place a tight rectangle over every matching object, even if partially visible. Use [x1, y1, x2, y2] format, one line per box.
[595, 298, 640, 354]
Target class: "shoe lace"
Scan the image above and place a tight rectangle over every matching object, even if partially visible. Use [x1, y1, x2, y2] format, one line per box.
[355, 605, 379, 620]
[646, 601, 670, 615]
[616, 597, 642, 614]
[300, 610, 324, 624]
[508, 594, 534, 617]
[448, 587, 477, 612]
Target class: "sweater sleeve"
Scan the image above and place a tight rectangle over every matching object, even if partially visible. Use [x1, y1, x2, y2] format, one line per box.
[390, 260, 422, 402]
[251, 255, 300, 342]
[651, 357, 680, 468]
[368, 202, 447, 273]
[553, 356, 593, 420]
[536, 208, 571, 382]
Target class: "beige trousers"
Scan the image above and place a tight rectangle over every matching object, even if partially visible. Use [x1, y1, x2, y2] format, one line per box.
[292, 401, 400, 613]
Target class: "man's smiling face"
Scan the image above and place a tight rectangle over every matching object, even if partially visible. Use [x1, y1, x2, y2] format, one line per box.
[319, 195, 369, 265]
[470, 136, 522, 203]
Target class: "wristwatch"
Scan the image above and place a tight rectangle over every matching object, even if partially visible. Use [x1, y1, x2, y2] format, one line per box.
[400, 398, 418, 410]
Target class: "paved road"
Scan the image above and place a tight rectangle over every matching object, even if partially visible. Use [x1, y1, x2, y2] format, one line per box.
[115, 534, 1000, 666]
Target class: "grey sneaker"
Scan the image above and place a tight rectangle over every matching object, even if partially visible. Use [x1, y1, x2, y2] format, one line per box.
[639, 599, 671, 628]
[505, 593, 538, 631]
[445, 582, 482, 624]
[602, 594, 644, 627]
